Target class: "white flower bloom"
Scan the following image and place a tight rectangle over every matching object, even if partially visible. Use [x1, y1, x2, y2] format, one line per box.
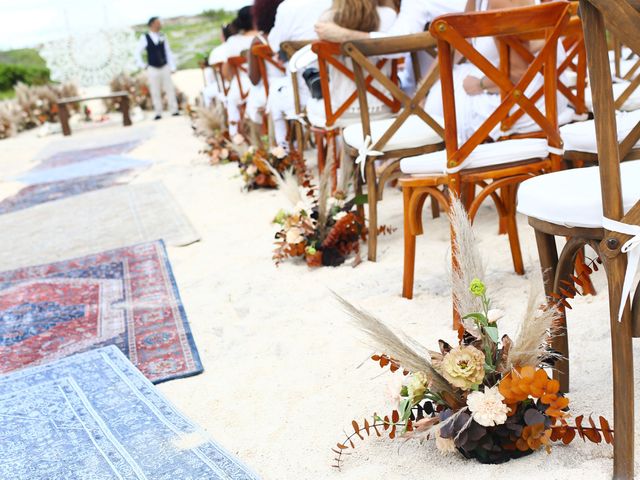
[435, 428, 456, 454]
[220, 148, 229, 160]
[270, 145, 287, 159]
[467, 386, 509, 427]
[487, 309, 504, 322]
[333, 211, 347, 221]
[247, 165, 258, 176]
[232, 133, 245, 145]
[285, 227, 305, 244]
[327, 196, 345, 209]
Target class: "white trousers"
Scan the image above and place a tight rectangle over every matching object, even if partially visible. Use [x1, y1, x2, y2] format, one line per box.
[148, 65, 178, 116]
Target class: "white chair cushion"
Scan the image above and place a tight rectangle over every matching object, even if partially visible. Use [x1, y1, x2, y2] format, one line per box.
[562, 110, 640, 154]
[400, 138, 550, 175]
[305, 98, 394, 129]
[517, 160, 640, 228]
[342, 114, 443, 152]
[586, 81, 640, 112]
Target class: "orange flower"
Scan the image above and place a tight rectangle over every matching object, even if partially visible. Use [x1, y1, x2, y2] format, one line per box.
[499, 367, 569, 420]
[517, 423, 552, 453]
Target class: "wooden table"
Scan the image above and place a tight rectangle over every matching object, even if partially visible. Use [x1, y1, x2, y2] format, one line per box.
[57, 91, 132, 136]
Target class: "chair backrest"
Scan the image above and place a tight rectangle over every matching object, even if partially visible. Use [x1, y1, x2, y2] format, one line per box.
[429, 1, 572, 172]
[212, 62, 231, 96]
[312, 40, 401, 129]
[250, 43, 286, 96]
[228, 55, 250, 101]
[342, 32, 444, 152]
[580, 0, 640, 226]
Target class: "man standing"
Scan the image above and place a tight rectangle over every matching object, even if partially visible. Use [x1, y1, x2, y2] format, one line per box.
[135, 17, 179, 120]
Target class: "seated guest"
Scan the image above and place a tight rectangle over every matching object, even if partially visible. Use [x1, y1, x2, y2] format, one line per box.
[304, 0, 398, 127]
[246, 0, 286, 128]
[315, 0, 468, 94]
[220, 6, 258, 136]
[425, 0, 571, 142]
[265, 0, 333, 148]
[202, 24, 238, 107]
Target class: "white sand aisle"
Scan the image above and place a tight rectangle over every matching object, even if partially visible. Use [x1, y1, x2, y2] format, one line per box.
[1, 117, 639, 479]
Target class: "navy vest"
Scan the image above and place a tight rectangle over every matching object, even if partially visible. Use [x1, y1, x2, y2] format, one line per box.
[145, 33, 167, 68]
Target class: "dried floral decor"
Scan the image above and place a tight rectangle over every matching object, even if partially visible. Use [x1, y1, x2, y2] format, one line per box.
[106, 73, 186, 112]
[333, 199, 612, 468]
[235, 139, 304, 191]
[272, 161, 392, 267]
[192, 106, 241, 165]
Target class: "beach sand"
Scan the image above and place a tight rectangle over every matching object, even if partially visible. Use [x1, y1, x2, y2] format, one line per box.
[1, 87, 638, 479]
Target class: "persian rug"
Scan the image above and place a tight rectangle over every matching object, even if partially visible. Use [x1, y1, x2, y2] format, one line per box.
[0, 139, 148, 215]
[0, 346, 258, 480]
[0, 170, 134, 215]
[0, 241, 203, 383]
[0, 181, 200, 270]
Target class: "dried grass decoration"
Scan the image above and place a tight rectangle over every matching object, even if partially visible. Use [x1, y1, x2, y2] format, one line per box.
[331, 197, 612, 468]
[271, 157, 390, 267]
[192, 106, 240, 164]
[235, 137, 304, 191]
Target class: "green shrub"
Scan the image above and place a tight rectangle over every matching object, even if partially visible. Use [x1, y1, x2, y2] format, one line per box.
[0, 64, 50, 91]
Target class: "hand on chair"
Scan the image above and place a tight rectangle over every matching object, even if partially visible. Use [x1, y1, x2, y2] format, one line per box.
[463, 75, 486, 96]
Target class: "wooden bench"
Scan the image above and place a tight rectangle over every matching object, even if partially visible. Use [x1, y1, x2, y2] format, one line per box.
[57, 91, 132, 136]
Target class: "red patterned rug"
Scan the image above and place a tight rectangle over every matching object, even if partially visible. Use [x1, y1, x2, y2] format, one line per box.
[0, 241, 202, 383]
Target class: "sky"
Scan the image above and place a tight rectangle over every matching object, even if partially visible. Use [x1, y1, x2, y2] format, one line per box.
[0, 0, 251, 50]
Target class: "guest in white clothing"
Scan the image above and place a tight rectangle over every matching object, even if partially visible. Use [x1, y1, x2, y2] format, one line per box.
[265, 0, 333, 148]
[135, 17, 179, 120]
[314, 0, 467, 93]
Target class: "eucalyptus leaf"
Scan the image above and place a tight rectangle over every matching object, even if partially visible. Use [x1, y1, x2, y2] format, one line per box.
[484, 326, 499, 343]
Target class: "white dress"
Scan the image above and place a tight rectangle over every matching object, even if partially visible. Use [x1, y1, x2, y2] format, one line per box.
[425, 0, 571, 142]
[246, 34, 286, 124]
[305, 7, 399, 128]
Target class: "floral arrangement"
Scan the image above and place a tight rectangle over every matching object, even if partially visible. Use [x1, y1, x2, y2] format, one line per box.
[106, 72, 186, 112]
[0, 101, 22, 139]
[271, 160, 386, 267]
[332, 198, 612, 468]
[192, 106, 241, 165]
[235, 138, 303, 191]
[14, 82, 79, 128]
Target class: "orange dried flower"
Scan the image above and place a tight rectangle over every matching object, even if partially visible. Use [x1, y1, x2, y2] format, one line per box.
[517, 423, 552, 453]
[499, 367, 568, 420]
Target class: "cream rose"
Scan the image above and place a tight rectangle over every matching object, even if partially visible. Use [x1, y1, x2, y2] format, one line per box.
[285, 227, 305, 244]
[467, 386, 509, 427]
[440, 345, 485, 390]
[407, 371, 428, 403]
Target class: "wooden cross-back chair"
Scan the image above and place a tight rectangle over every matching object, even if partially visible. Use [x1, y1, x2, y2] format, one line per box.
[226, 55, 251, 135]
[310, 41, 402, 184]
[281, 40, 315, 155]
[250, 43, 286, 139]
[518, 1, 640, 477]
[341, 32, 445, 262]
[399, 1, 571, 302]
[613, 39, 640, 81]
[212, 62, 232, 97]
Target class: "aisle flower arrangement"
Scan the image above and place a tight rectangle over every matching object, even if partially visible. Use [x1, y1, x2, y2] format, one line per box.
[107, 73, 186, 112]
[14, 82, 79, 128]
[271, 162, 385, 267]
[192, 106, 241, 164]
[236, 139, 303, 191]
[332, 199, 613, 467]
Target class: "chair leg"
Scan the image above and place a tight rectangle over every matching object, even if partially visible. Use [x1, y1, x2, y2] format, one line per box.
[355, 169, 365, 221]
[503, 185, 525, 275]
[498, 187, 508, 235]
[431, 195, 440, 219]
[366, 159, 378, 262]
[316, 132, 326, 175]
[402, 187, 416, 299]
[603, 255, 635, 480]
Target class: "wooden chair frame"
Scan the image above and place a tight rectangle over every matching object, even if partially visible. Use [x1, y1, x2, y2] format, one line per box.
[310, 41, 402, 184]
[249, 43, 286, 140]
[281, 40, 315, 155]
[399, 2, 571, 303]
[341, 32, 446, 262]
[527, 1, 640, 477]
[227, 55, 251, 135]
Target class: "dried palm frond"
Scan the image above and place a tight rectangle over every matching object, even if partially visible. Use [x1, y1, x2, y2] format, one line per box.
[193, 106, 224, 137]
[316, 150, 334, 240]
[270, 166, 306, 207]
[507, 278, 562, 369]
[333, 292, 455, 395]
[449, 195, 485, 317]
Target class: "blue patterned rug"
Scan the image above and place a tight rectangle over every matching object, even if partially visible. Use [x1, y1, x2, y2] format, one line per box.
[0, 346, 260, 480]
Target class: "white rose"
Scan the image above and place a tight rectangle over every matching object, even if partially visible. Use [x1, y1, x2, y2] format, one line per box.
[487, 309, 504, 322]
[467, 386, 509, 427]
[285, 227, 305, 244]
[333, 211, 347, 221]
[270, 146, 287, 159]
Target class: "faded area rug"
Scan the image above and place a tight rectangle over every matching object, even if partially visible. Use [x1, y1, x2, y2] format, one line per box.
[0, 181, 200, 270]
[0, 346, 258, 480]
[0, 139, 148, 214]
[0, 241, 202, 383]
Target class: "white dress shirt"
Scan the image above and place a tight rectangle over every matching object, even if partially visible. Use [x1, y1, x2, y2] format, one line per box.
[135, 31, 176, 71]
[268, 0, 332, 53]
[370, 0, 468, 38]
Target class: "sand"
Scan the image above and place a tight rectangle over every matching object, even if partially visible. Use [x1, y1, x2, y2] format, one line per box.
[1, 98, 639, 479]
